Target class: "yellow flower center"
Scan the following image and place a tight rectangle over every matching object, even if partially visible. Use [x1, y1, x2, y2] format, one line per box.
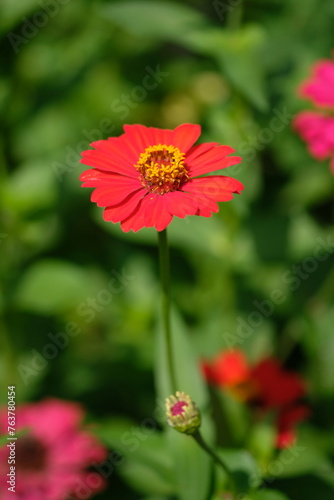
[134, 144, 189, 194]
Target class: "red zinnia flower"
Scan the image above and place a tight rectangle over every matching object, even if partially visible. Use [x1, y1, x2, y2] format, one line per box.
[201, 350, 254, 400]
[80, 123, 243, 232]
[202, 350, 309, 447]
[0, 398, 107, 500]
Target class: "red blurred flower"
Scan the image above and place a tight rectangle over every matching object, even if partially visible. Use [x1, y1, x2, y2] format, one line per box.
[202, 350, 309, 448]
[0, 398, 107, 500]
[293, 55, 334, 174]
[202, 350, 255, 401]
[251, 358, 305, 409]
[276, 405, 310, 449]
[80, 123, 243, 232]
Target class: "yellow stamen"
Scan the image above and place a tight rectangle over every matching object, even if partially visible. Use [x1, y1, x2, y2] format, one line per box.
[134, 144, 189, 194]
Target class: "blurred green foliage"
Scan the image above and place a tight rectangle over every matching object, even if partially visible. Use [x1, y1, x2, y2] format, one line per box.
[1, 0, 334, 499]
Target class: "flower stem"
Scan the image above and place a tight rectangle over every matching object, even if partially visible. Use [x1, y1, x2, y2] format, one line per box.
[158, 228, 177, 394]
[192, 430, 237, 498]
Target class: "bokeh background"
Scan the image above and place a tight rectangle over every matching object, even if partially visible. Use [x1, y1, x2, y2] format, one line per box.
[1, 0, 334, 499]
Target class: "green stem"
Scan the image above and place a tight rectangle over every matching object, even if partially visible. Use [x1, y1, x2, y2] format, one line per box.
[158, 229, 177, 393]
[192, 430, 237, 498]
[227, 0, 244, 30]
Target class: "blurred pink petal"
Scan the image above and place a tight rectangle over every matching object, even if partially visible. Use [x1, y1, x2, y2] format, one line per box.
[299, 59, 334, 109]
[0, 398, 107, 500]
[293, 111, 334, 161]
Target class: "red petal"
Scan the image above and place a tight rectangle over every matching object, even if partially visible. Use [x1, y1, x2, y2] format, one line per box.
[80, 169, 141, 190]
[186, 142, 220, 162]
[172, 123, 201, 153]
[91, 178, 142, 207]
[187, 145, 241, 176]
[90, 136, 137, 165]
[196, 206, 215, 217]
[164, 191, 198, 218]
[121, 194, 173, 231]
[276, 428, 296, 449]
[183, 176, 244, 201]
[80, 168, 117, 186]
[141, 195, 173, 231]
[212, 351, 251, 387]
[123, 124, 156, 152]
[103, 189, 145, 223]
[120, 200, 147, 232]
[181, 188, 219, 215]
[123, 124, 173, 150]
[252, 358, 306, 408]
[80, 150, 138, 178]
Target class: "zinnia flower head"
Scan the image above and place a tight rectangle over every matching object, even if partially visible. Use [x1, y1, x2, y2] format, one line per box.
[298, 58, 334, 109]
[0, 398, 107, 500]
[165, 391, 201, 434]
[293, 53, 334, 174]
[293, 111, 334, 173]
[251, 358, 306, 409]
[80, 123, 243, 232]
[201, 350, 255, 401]
[202, 350, 309, 448]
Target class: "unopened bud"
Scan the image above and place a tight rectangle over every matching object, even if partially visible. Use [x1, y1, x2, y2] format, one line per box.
[165, 391, 201, 434]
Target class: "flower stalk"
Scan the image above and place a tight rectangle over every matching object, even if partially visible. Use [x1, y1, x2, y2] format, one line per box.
[165, 391, 237, 498]
[158, 228, 177, 393]
[192, 430, 237, 498]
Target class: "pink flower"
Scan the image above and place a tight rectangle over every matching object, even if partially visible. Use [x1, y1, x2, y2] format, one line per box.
[0, 398, 107, 500]
[293, 54, 334, 174]
[299, 59, 334, 109]
[80, 123, 243, 232]
[293, 112, 334, 173]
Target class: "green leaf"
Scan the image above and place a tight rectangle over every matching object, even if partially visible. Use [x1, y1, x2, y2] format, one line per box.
[4, 161, 57, 214]
[217, 26, 268, 111]
[139, 497, 166, 500]
[102, 0, 207, 41]
[96, 418, 175, 496]
[249, 490, 291, 500]
[183, 26, 269, 111]
[217, 448, 261, 494]
[14, 259, 94, 315]
[272, 443, 331, 479]
[0, 0, 39, 33]
[121, 461, 174, 496]
[167, 428, 212, 500]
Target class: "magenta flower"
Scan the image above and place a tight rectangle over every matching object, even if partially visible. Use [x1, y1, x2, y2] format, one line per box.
[293, 111, 334, 173]
[293, 54, 334, 174]
[299, 59, 334, 109]
[0, 398, 107, 500]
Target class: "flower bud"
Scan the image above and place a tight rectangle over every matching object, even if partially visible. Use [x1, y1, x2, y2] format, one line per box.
[165, 391, 201, 434]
